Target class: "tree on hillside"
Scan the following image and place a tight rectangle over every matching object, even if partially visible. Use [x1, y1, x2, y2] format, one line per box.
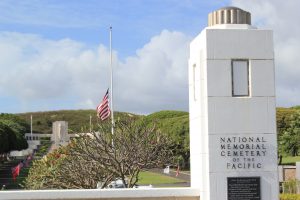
[144, 111, 190, 169]
[0, 123, 10, 155]
[0, 114, 29, 159]
[25, 118, 174, 189]
[276, 108, 298, 137]
[0, 119, 28, 156]
[0, 121, 17, 161]
[0, 120, 29, 161]
[0, 113, 30, 132]
[1, 119, 28, 150]
[279, 111, 300, 156]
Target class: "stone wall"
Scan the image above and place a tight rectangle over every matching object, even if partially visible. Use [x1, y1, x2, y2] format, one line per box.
[284, 167, 296, 181]
[0, 188, 199, 200]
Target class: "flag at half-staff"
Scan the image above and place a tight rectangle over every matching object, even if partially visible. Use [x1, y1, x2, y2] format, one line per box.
[96, 89, 110, 121]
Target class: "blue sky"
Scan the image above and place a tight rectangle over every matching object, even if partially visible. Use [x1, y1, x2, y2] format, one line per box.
[0, 0, 299, 114]
[0, 0, 228, 58]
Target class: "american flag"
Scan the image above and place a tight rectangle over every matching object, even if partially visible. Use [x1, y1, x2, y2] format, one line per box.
[11, 163, 21, 181]
[96, 89, 110, 121]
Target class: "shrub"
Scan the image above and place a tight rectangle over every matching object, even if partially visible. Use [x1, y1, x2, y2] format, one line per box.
[282, 179, 300, 195]
[280, 194, 300, 200]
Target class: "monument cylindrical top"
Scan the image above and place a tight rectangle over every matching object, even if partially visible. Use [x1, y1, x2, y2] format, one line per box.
[208, 7, 251, 27]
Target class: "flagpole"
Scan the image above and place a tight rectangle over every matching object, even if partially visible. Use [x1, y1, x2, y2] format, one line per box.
[110, 26, 114, 135]
[89, 115, 92, 133]
[30, 115, 33, 138]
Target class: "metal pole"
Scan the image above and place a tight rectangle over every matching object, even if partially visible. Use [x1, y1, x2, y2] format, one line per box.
[110, 26, 114, 135]
[30, 115, 32, 138]
[89, 115, 92, 133]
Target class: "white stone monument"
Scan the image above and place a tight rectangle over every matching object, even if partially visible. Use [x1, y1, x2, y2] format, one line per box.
[163, 166, 170, 174]
[189, 7, 278, 200]
[51, 121, 69, 145]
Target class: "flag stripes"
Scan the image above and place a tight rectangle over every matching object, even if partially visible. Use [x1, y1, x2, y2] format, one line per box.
[96, 89, 110, 121]
[11, 164, 20, 181]
[11, 153, 35, 181]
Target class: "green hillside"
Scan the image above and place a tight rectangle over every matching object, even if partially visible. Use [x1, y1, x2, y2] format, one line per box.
[16, 109, 190, 168]
[3, 106, 299, 166]
[276, 107, 299, 134]
[14, 107, 299, 136]
[17, 110, 140, 134]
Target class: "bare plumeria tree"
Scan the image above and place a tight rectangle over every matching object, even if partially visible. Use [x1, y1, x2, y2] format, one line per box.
[25, 118, 174, 189]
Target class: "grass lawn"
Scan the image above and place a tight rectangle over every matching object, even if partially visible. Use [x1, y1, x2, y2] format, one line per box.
[282, 156, 300, 165]
[137, 171, 183, 185]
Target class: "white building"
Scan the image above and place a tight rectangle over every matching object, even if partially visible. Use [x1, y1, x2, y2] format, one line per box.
[189, 7, 278, 200]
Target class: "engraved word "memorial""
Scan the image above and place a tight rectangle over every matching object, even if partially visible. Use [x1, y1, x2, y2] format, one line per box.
[220, 136, 267, 170]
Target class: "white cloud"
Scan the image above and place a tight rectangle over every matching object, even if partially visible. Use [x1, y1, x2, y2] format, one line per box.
[0, 32, 110, 111]
[116, 30, 190, 113]
[0, 30, 190, 113]
[231, 0, 300, 107]
[2, 1, 299, 113]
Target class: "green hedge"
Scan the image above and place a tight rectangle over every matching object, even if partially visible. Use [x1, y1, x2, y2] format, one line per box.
[281, 194, 300, 200]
